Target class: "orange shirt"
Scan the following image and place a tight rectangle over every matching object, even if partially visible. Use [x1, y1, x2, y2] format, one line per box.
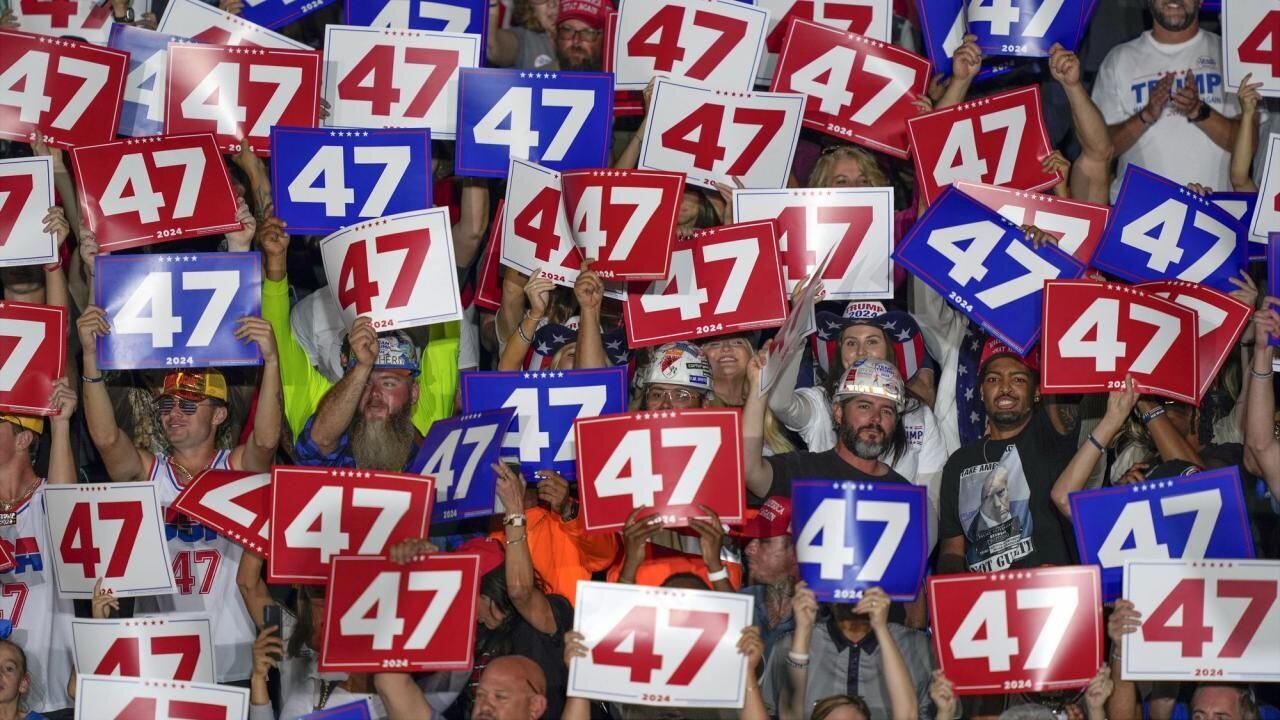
[490, 506, 618, 606]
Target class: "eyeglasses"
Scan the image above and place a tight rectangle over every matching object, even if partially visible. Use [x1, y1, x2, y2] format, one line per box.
[156, 396, 207, 416]
[646, 387, 698, 405]
[557, 26, 602, 41]
[530, 0, 557, 5]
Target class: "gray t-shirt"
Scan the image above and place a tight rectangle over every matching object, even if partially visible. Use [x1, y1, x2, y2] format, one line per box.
[512, 26, 556, 70]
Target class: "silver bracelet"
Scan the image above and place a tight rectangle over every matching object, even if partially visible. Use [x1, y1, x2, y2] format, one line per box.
[516, 313, 535, 344]
[1251, 367, 1274, 380]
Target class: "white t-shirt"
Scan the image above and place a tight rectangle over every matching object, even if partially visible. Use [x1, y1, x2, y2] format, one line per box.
[1091, 30, 1240, 199]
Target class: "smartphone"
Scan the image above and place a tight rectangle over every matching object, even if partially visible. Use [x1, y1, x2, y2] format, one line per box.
[262, 604, 284, 660]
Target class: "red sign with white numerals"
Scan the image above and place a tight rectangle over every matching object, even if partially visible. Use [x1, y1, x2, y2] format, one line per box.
[772, 19, 930, 159]
[613, 0, 769, 91]
[0, 30, 128, 149]
[624, 220, 788, 348]
[1135, 281, 1251, 404]
[44, 482, 178, 599]
[13, 0, 114, 44]
[268, 466, 435, 585]
[72, 617, 215, 683]
[956, 180, 1109, 264]
[929, 566, 1103, 696]
[71, 133, 242, 253]
[907, 85, 1061, 205]
[1041, 280, 1200, 403]
[474, 199, 506, 312]
[165, 44, 321, 156]
[320, 553, 479, 673]
[576, 409, 745, 533]
[0, 541, 14, 573]
[171, 470, 271, 556]
[560, 169, 683, 281]
[0, 301, 65, 417]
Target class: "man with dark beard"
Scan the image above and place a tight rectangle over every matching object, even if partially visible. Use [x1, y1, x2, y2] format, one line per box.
[1091, 0, 1241, 196]
[293, 317, 423, 470]
[552, 0, 608, 71]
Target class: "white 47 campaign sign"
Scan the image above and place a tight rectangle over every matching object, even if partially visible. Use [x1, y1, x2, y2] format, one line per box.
[158, 0, 311, 49]
[75, 675, 249, 720]
[570, 581, 754, 708]
[0, 156, 56, 268]
[732, 186, 894, 299]
[1123, 560, 1280, 683]
[72, 617, 216, 683]
[1224, 3, 1280, 98]
[44, 483, 177, 599]
[613, 0, 768, 91]
[323, 25, 481, 140]
[320, 207, 463, 331]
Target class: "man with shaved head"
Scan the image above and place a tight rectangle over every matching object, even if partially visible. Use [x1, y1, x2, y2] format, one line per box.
[472, 656, 548, 720]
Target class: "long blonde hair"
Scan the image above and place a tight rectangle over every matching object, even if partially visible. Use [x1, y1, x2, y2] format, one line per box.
[707, 377, 796, 454]
[808, 145, 889, 189]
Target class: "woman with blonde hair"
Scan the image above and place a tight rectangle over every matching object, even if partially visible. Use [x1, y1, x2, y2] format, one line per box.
[487, 0, 558, 69]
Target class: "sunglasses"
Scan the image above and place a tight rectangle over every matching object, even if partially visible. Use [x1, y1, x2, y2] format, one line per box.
[156, 396, 207, 416]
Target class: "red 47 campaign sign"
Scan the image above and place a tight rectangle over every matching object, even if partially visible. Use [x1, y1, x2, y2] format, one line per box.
[72, 134, 242, 253]
[1122, 560, 1280, 683]
[320, 553, 479, 673]
[75, 675, 249, 720]
[0, 30, 128, 149]
[772, 19, 930, 159]
[758, 0, 894, 84]
[166, 44, 321, 156]
[624, 221, 788, 348]
[956, 180, 1110, 264]
[906, 85, 1061, 205]
[0, 156, 57, 268]
[929, 566, 1103, 695]
[44, 482, 177, 599]
[570, 581, 754, 708]
[612, 0, 769, 91]
[1136, 280, 1252, 404]
[171, 470, 271, 556]
[1040, 280, 1200, 404]
[0, 301, 65, 416]
[575, 409, 745, 533]
[71, 617, 215, 683]
[12, 0, 114, 44]
[268, 466, 435, 584]
[319, 207, 463, 332]
[732, 186, 894, 300]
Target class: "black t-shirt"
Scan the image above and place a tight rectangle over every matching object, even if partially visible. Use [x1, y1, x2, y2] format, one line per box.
[765, 449, 910, 499]
[939, 407, 1077, 571]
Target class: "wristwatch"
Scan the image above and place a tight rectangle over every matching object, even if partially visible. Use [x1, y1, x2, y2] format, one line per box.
[504, 514, 527, 528]
[1189, 101, 1212, 123]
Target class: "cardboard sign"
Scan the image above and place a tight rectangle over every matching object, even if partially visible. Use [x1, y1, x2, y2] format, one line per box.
[1135, 280, 1252, 402]
[612, 0, 769, 91]
[0, 156, 56, 268]
[406, 408, 516, 524]
[917, 0, 1021, 80]
[240, 0, 340, 29]
[956, 180, 1109, 264]
[757, 0, 893, 84]
[12, 0, 114, 44]
[170, 470, 271, 556]
[1223, 3, 1280, 97]
[965, 0, 1095, 57]
[346, 0, 488, 50]
[1251, 134, 1280, 246]
[0, 301, 66, 416]
[107, 24, 191, 138]
[71, 617, 216, 683]
[75, 674, 249, 720]
[157, 0, 311, 48]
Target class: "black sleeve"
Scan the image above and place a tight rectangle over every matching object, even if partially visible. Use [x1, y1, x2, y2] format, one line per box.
[938, 454, 964, 541]
[765, 453, 793, 499]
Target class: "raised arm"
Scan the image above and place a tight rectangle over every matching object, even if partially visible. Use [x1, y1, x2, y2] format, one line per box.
[781, 582, 818, 720]
[495, 463, 558, 634]
[613, 79, 654, 170]
[1106, 599, 1142, 720]
[76, 304, 149, 482]
[236, 550, 273, 630]
[1049, 44, 1115, 205]
[374, 672, 433, 720]
[232, 140, 274, 222]
[229, 317, 282, 472]
[1051, 378, 1137, 519]
[46, 378, 79, 484]
[936, 35, 980, 110]
[1231, 74, 1262, 192]
[743, 350, 775, 499]
[453, 179, 491, 271]
[497, 272, 552, 371]
[857, 588, 918, 720]
[306, 317, 377, 455]
[572, 265, 608, 369]
[1245, 304, 1280, 497]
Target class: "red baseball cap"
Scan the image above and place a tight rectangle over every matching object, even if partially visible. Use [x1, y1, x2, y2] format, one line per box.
[557, 0, 610, 29]
[457, 537, 505, 576]
[978, 338, 1040, 376]
[736, 497, 792, 539]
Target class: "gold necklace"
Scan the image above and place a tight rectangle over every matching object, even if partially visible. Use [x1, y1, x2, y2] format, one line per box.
[0, 479, 38, 526]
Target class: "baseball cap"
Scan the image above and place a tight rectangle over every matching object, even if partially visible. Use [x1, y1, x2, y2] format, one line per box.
[0, 414, 44, 434]
[978, 338, 1040, 376]
[344, 330, 421, 376]
[643, 342, 711, 391]
[456, 537, 505, 576]
[159, 370, 229, 403]
[557, 0, 610, 29]
[832, 358, 905, 409]
[737, 496, 792, 539]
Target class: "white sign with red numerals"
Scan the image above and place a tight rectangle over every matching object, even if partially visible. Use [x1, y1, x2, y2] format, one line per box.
[165, 44, 321, 156]
[320, 553, 479, 673]
[575, 409, 744, 532]
[1224, 3, 1280, 97]
[639, 78, 804, 190]
[323, 25, 481, 140]
[12, 0, 115, 44]
[71, 134, 242, 253]
[757, 0, 892, 84]
[929, 566, 1104, 695]
[157, 0, 310, 48]
[75, 674, 249, 720]
[72, 617, 215, 683]
[732, 186, 894, 299]
[624, 220, 788, 347]
[171, 470, 271, 556]
[0, 301, 66, 416]
[561, 168, 684, 281]
[45, 482, 177, 599]
[320, 207, 463, 332]
[956, 180, 1109, 264]
[906, 85, 1061, 205]
[613, 0, 768, 91]
[268, 466, 435, 585]
[1135, 280, 1252, 403]
[1123, 560, 1280, 683]
[570, 581, 754, 708]
[502, 159, 580, 290]
[772, 19, 930, 159]
[1041, 280, 1200, 403]
[0, 156, 56, 268]
[0, 29, 128, 149]
[1251, 133, 1280, 243]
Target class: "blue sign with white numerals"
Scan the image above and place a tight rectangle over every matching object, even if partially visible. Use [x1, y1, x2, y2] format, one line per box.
[964, 0, 1095, 57]
[455, 68, 614, 178]
[407, 407, 517, 524]
[1094, 165, 1248, 295]
[792, 479, 928, 602]
[240, 0, 339, 30]
[95, 253, 263, 370]
[894, 185, 1086, 355]
[916, 0, 1020, 80]
[461, 367, 628, 478]
[1070, 467, 1255, 602]
[298, 700, 373, 720]
[270, 127, 434, 234]
[108, 24, 190, 138]
[1209, 191, 1262, 259]
[345, 0, 488, 51]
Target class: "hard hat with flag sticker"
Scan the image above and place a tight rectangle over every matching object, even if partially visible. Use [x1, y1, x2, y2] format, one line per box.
[643, 341, 711, 392]
[832, 358, 905, 410]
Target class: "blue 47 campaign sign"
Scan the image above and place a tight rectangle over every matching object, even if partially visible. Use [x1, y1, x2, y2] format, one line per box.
[95, 253, 263, 370]
[1070, 467, 1256, 602]
[299, 700, 373, 720]
[407, 407, 516, 524]
[346, 0, 488, 43]
[271, 127, 434, 234]
[792, 479, 928, 602]
[1209, 191, 1262, 259]
[916, 0, 1019, 80]
[455, 68, 614, 178]
[240, 0, 339, 29]
[461, 367, 628, 479]
[108, 24, 190, 138]
[964, 0, 1097, 57]
[894, 185, 1086, 354]
[1093, 165, 1248, 295]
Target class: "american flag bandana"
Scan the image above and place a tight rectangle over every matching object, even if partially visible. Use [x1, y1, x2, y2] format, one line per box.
[957, 320, 988, 446]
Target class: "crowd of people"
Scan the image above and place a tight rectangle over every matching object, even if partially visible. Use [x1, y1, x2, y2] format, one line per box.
[0, 0, 1278, 718]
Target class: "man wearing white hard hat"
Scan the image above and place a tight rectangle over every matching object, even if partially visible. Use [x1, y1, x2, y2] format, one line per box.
[636, 341, 714, 411]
